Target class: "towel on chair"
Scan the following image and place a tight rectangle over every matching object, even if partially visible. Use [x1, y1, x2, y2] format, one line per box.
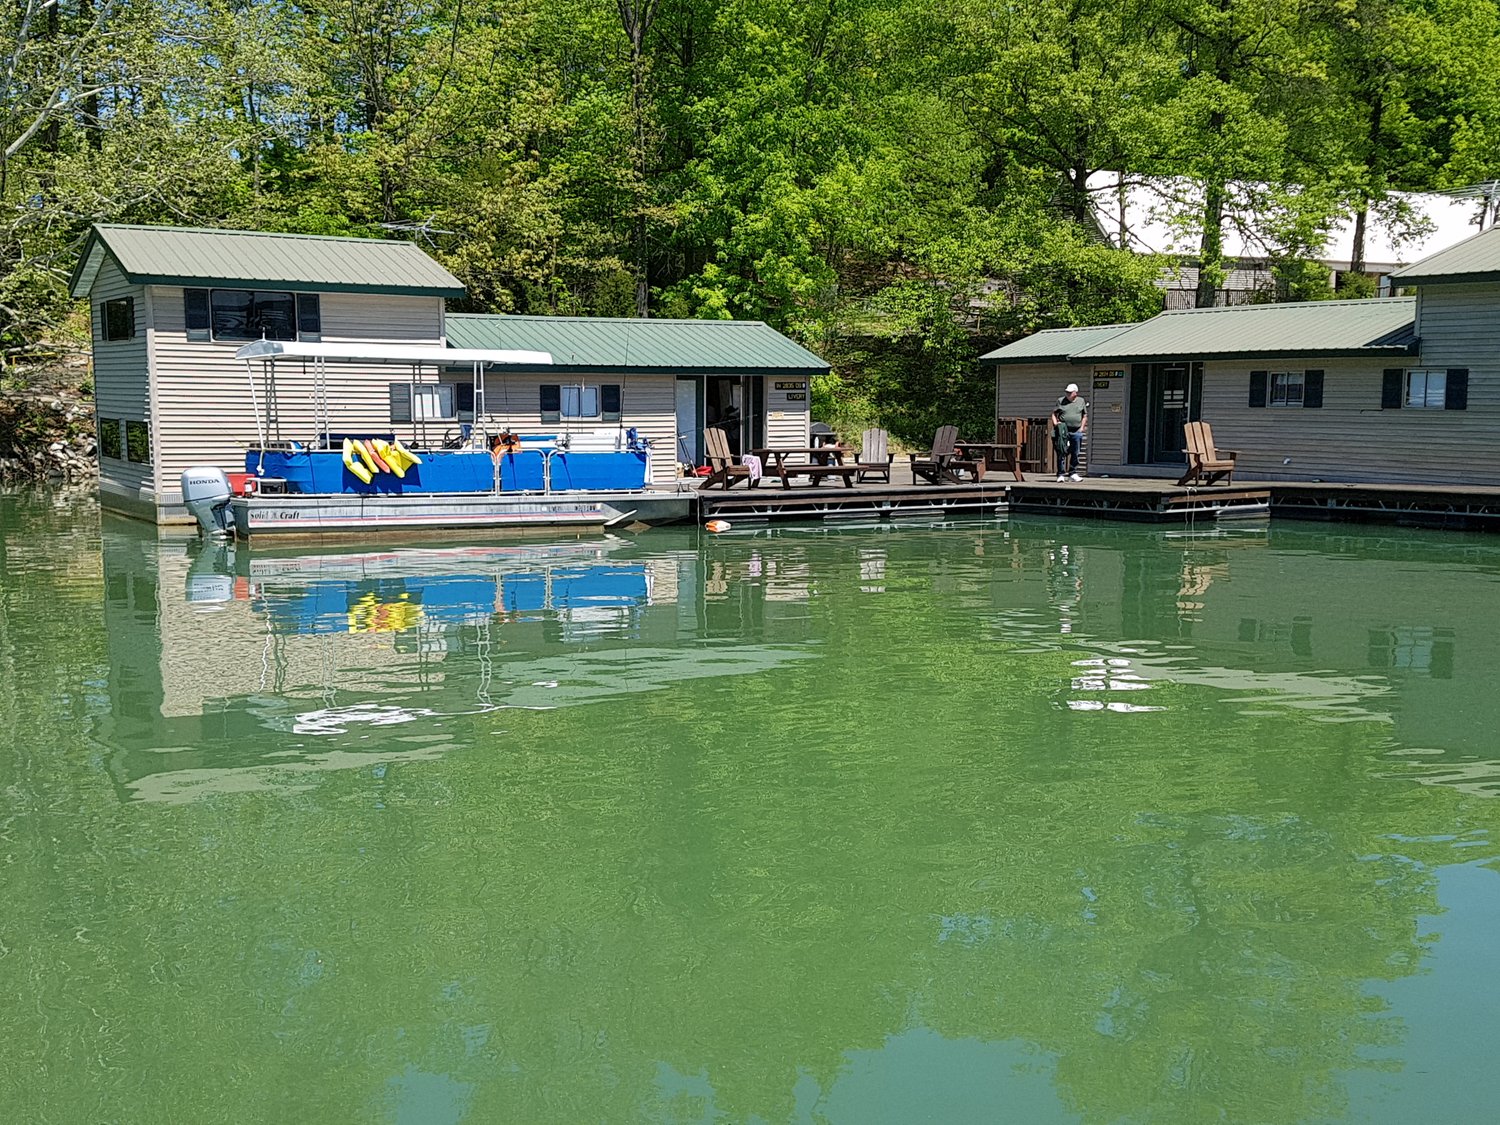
[740, 453, 763, 482]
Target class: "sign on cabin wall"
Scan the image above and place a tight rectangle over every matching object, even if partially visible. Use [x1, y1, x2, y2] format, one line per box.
[1094, 379, 1111, 389]
[774, 380, 807, 390]
[1094, 368, 1125, 379]
[785, 392, 806, 400]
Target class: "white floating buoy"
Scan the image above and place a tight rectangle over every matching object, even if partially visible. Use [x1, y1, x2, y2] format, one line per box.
[705, 519, 731, 533]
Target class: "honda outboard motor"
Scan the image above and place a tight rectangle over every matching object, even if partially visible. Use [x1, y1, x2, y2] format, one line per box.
[181, 466, 234, 538]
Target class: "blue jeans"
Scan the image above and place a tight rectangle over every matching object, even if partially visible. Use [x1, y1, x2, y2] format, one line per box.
[1065, 429, 1083, 474]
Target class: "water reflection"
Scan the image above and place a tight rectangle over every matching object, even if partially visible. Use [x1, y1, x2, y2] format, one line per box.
[104, 527, 819, 802]
[6, 498, 1498, 1121]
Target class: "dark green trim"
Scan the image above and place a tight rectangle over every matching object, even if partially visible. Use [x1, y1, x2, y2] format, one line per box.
[1392, 273, 1500, 286]
[1082, 346, 1417, 363]
[493, 363, 829, 377]
[988, 355, 1080, 365]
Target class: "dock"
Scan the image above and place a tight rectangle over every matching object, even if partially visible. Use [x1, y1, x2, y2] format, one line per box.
[696, 466, 1269, 525]
[693, 467, 1500, 531]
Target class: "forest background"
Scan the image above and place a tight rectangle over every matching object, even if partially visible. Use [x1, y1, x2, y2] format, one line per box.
[4, 0, 1500, 446]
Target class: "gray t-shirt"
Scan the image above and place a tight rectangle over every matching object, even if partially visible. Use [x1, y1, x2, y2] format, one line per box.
[1055, 394, 1087, 431]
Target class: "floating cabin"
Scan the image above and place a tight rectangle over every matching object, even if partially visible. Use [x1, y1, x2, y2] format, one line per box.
[70, 224, 828, 524]
[984, 223, 1500, 487]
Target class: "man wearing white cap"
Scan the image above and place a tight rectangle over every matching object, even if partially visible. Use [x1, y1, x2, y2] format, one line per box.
[1051, 383, 1088, 482]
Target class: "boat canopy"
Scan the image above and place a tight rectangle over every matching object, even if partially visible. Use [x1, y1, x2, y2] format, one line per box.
[234, 340, 553, 366]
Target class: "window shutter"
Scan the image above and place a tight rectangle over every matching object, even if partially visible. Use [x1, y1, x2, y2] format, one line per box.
[1249, 370, 1268, 408]
[540, 383, 561, 424]
[1445, 368, 1469, 410]
[455, 382, 475, 415]
[389, 383, 412, 424]
[184, 289, 210, 341]
[601, 383, 622, 422]
[296, 294, 321, 341]
[1381, 368, 1404, 409]
[1302, 369, 1324, 408]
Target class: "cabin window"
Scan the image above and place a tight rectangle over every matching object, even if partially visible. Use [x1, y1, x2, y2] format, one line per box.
[540, 383, 622, 422]
[98, 418, 122, 459]
[209, 289, 296, 341]
[388, 382, 456, 423]
[1269, 371, 1304, 407]
[124, 420, 151, 464]
[187, 287, 323, 342]
[184, 289, 211, 341]
[1382, 368, 1466, 410]
[1249, 369, 1323, 408]
[296, 294, 321, 341]
[1406, 369, 1446, 408]
[102, 298, 135, 341]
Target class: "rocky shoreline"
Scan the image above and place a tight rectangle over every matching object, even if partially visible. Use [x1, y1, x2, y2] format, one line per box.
[0, 394, 99, 483]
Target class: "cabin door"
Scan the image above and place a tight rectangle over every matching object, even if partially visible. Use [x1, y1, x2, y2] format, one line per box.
[1128, 361, 1203, 464]
[701, 376, 763, 460]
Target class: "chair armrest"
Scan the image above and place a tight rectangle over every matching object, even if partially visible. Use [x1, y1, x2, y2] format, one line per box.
[1219, 448, 1240, 459]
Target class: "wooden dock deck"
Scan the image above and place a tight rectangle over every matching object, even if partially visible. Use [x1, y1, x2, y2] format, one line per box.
[692, 466, 1500, 530]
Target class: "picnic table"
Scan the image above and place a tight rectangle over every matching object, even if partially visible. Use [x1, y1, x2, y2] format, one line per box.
[955, 439, 1024, 481]
[751, 446, 859, 489]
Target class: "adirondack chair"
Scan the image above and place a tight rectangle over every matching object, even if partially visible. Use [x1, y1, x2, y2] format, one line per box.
[1178, 421, 1239, 486]
[909, 425, 981, 485]
[701, 426, 753, 490]
[854, 428, 893, 482]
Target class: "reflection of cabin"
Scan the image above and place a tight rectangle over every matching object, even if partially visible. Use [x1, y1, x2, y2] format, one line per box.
[71, 225, 829, 523]
[984, 224, 1500, 486]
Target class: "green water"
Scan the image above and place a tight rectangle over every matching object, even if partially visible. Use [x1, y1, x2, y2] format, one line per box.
[3, 491, 1499, 1124]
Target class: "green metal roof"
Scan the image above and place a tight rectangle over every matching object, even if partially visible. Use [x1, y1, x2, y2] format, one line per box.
[445, 314, 830, 374]
[1069, 297, 1417, 361]
[982, 323, 1135, 364]
[1390, 224, 1500, 285]
[69, 224, 466, 298]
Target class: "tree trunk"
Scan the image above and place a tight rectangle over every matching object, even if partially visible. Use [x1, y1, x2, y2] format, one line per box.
[618, 0, 660, 318]
[1195, 178, 1226, 308]
[1350, 204, 1367, 276]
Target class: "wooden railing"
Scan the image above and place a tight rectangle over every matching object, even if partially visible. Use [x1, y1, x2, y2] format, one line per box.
[996, 416, 1057, 475]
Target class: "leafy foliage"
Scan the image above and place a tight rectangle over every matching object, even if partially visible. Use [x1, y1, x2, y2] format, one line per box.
[2, 0, 1495, 423]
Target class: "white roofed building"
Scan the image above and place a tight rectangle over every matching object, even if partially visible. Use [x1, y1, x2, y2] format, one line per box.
[1085, 173, 1493, 307]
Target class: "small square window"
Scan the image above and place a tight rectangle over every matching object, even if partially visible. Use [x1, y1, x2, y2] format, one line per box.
[412, 383, 456, 420]
[102, 298, 135, 341]
[1406, 369, 1446, 409]
[1270, 371, 1304, 407]
[561, 386, 600, 418]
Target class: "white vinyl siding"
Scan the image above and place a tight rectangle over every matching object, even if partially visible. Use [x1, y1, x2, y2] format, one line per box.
[149, 286, 448, 496]
[442, 371, 679, 485]
[995, 362, 1109, 467]
[91, 260, 155, 499]
[764, 378, 811, 449]
[1200, 358, 1493, 484]
[998, 349, 1500, 485]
